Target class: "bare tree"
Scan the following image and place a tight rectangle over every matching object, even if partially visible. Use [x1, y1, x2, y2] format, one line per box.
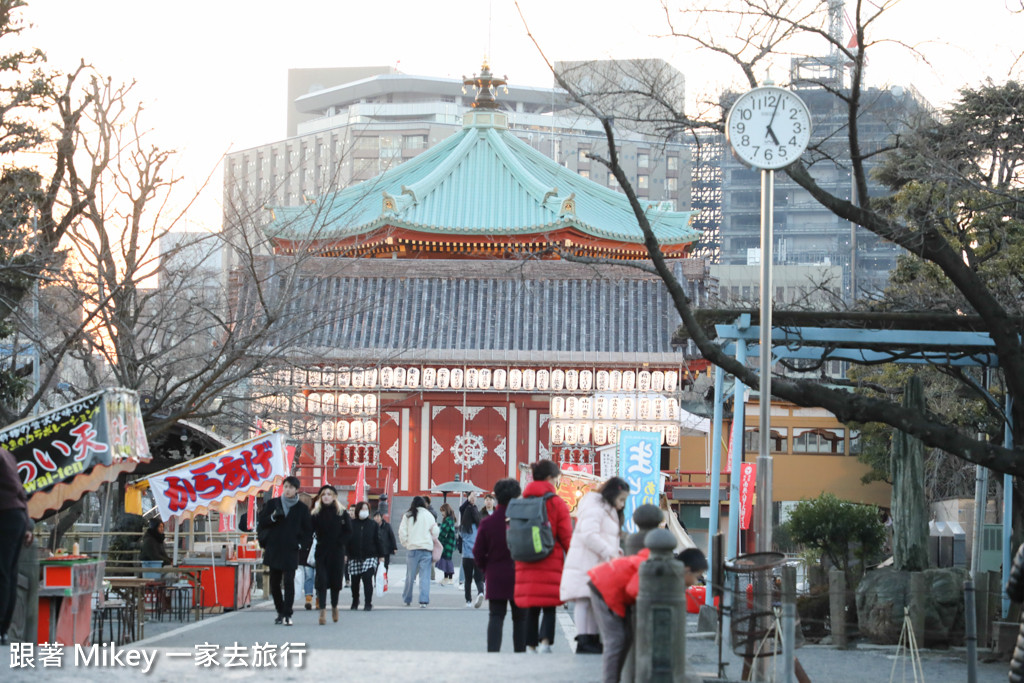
[517, 0, 1024, 475]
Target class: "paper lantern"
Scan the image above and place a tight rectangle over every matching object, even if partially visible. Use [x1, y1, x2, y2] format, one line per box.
[509, 369, 522, 390]
[551, 397, 565, 419]
[337, 420, 349, 441]
[338, 369, 351, 388]
[551, 370, 565, 391]
[565, 369, 579, 391]
[594, 423, 607, 445]
[596, 370, 609, 392]
[478, 368, 491, 389]
[350, 394, 364, 415]
[294, 368, 307, 386]
[380, 367, 393, 388]
[665, 371, 678, 392]
[365, 421, 378, 442]
[623, 371, 636, 391]
[350, 420, 363, 441]
[579, 397, 592, 419]
[565, 423, 579, 445]
[551, 422, 565, 445]
[307, 393, 321, 414]
[522, 369, 535, 391]
[450, 368, 464, 389]
[422, 367, 436, 388]
[406, 367, 419, 388]
[364, 368, 378, 388]
[364, 394, 377, 414]
[466, 368, 478, 389]
[321, 393, 335, 414]
[536, 370, 549, 391]
[321, 421, 335, 442]
[337, 394, 350, 415]
[437, 368, 450, 389]
[394, 367, 407, 388]
[667, 425, 679, 446]
[579, 370, 593, 391]
[321, 368, 335, 387]
[565, 396, 578, 418]
[609, 370, 622, 392]
[309, 369, 321, 387]
[351, 370, 365, 388]
[638, 371, 651, 391]
[493, 369, 507, 390]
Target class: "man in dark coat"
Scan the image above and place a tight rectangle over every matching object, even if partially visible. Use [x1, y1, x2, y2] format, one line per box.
[474, 478, 525, 652]
[257, 476, 312, 625]
[0, 448, 32, 645]
[374, 511, 397, 571]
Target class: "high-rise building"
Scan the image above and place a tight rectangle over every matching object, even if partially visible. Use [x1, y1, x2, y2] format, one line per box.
[719, 66, 929, 298]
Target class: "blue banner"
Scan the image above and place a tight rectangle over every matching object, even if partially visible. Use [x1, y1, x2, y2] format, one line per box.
[618, 430, 662, 533]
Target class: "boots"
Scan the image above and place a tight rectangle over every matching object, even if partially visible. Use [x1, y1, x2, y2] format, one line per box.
[351, 597, 359, 610]
[364, 595, 373, 611]
[318, 609, 326, 625]
[575, 634, 603, 654]
[305, 594, 313, 611]
[332, 606, 339, 622]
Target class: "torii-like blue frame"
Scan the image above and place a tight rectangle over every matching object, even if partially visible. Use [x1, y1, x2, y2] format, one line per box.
[703, 314, 1013, 618]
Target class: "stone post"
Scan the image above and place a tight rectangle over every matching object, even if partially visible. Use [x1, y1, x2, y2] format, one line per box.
[829, 568, 848, 648]
[623, 504, 665, 682]
[891, 376, 929, 572]
[635, 528, 687, 682]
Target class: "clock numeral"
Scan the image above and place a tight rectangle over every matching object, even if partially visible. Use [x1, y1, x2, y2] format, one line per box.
[741, 135, 749, 146]
[790, 108, 800, 119]
[778, 147, 787, 157]
[740, 108, 752, 120]
[789, 137, 797, 146]
[792, 123, 803, 133]
[764, 149, 774, 162]
[752, 145, 760, 157]
[735, 122, 745, 134]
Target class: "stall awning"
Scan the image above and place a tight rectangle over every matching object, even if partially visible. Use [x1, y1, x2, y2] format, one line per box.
[2, 389, 151, 520]
[136, 432, 289, 521]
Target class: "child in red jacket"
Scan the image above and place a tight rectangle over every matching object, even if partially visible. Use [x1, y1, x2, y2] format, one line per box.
[587, 547, 707, 683]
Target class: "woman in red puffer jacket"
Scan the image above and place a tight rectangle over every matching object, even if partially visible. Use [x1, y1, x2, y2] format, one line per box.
[513, 459, 573, 653]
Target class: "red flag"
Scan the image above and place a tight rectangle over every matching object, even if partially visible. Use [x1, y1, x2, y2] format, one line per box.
[273, 444, 297, 497]
[354, 464, 366, 503]
[739, 462, 757, 530]
[246, 495, 255, 530]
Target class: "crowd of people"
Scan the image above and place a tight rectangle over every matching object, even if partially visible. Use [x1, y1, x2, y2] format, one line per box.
[250, 460, 706, 681]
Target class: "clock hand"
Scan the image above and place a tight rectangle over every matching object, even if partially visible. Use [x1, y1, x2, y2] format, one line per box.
[766, 125, 780, 145]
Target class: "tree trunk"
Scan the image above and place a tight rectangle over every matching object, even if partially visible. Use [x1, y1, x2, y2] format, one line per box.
[891, 375, 930, 571]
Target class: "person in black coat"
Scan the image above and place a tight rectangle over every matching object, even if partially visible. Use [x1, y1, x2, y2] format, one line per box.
[374, 510, 398, 571]
[257, 476, 313, 625]
[310, 485, 351, 625]
[347, 500, 384, 611]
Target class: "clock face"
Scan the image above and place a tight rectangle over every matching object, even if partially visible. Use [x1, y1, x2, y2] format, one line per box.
[726, 86, 812, 170]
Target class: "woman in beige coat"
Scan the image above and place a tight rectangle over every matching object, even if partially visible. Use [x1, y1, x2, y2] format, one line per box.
[559, 477, 630, 654]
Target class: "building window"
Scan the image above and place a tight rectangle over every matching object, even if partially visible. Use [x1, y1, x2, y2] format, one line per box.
[578, 148, 590, 164]
[638, 175, 649, 189]
[667, 177, 678, 192]
[404, 135, 426, 150]
[608, 175, 619, 188]
[668, 156, 679, 171]
[792, 428, 845, 454]
[744, 429, 786, 453]
[638, 152, 650, 168]
[579, 169, 590, 179]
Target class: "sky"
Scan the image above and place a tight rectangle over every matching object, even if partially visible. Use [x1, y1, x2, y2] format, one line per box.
[16, 0, 1024, 231]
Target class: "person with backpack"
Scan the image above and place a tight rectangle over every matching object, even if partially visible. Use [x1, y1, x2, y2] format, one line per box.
[511, 459, 573, 653]
[559, 476, 630, 655]
[474, 478, 526, 652]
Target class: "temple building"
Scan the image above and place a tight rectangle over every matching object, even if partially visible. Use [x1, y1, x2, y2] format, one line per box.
[239, 63, 714, 501]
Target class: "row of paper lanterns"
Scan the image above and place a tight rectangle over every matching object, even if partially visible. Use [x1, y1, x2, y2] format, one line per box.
[260, 366, 679, 393]
[549, 395, 681, 421]
[261, 418, 380, 443]
[549, 421, 681, 447]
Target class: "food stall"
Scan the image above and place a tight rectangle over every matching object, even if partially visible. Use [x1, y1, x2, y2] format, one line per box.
[1, 388, 150, 645]
[129, 431, 289, 611]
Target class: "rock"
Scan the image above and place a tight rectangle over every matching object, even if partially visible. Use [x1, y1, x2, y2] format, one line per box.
[856, 567, 968, 646]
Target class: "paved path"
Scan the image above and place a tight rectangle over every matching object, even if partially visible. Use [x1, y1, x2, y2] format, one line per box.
[5, 563, 1016, 681]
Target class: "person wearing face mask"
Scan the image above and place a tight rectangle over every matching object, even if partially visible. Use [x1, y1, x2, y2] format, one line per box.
[257, 476, 313, 626]
[514, 459, 573, 653]
[347, 500, 384, 610]
[310, 485, 351, 625]
[559, 476, 631, 655]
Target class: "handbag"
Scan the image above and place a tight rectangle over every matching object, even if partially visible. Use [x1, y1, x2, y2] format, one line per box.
[306, 536, 318, 568]
[456, 533, 463, 554]
[432, 537, 443, 562]
[375, 563, 387, 596]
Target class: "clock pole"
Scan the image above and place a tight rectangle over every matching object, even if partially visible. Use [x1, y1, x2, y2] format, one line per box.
[756, 168, 774, 556]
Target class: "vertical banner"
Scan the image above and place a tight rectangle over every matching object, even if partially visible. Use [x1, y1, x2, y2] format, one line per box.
[618, 430, 662, 533]
[724, 428, 734, 473]
[739, 462, 757, 530]
[600, 448, 617, 480]
[218, 512, 236, 532]
[354, 464, 366, 503]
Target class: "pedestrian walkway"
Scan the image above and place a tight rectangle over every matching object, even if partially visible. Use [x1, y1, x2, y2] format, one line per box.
[6, 563, 1014, 682]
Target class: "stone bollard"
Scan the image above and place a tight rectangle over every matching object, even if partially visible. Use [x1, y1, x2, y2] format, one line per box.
[828, 569, 848, 649]
[635, 528, 688, 682]
[623, 504, 668, 682]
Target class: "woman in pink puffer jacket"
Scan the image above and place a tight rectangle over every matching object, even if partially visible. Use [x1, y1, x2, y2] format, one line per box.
[559, 477, 630, 654]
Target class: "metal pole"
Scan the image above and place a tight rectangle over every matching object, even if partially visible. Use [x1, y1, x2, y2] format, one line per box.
[756, 168, 775, 553]
[706, 366, 725, 606]
[971, 465, 988, 579]
[781, 565, 797, 683]
[965, 579, 978, 683]
[1004, 394, 1014, 618]
[727, 341, 747, 561]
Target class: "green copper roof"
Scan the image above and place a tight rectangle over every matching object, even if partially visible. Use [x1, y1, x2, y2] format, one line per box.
[266, 112, 700, 246]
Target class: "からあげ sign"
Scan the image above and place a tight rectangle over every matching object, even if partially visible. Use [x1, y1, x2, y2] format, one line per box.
[147, 432, 288, 521]
[1, 389, 150, 519]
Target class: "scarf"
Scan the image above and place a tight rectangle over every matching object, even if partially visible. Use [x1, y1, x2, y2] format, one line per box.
[281, 494, 299, 516]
